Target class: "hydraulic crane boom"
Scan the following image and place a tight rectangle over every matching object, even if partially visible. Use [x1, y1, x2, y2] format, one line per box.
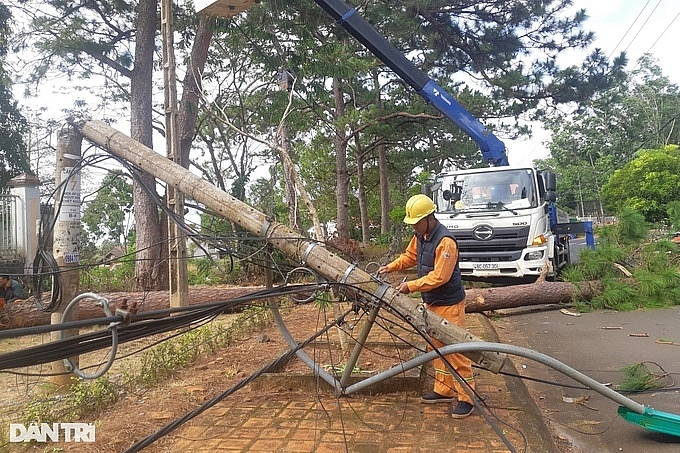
[311, 0, 509, 166]
[196, 0, 509, 165]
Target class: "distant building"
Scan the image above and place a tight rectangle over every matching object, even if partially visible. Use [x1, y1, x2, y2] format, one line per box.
[100, 246, 127, 268]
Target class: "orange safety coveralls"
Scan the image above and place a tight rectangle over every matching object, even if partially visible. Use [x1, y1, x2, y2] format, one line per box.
[385, 234, 475, 404]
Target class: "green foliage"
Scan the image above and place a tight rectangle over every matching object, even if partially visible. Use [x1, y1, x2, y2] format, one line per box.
[564, 216, 680, 310]
[80, 259, 135, 292]
[666, 201, 680, 231]
[616, 207, 648, 244]
[0, 4, 30, 188]
[616, 363, 666, 393]
[187, 257, 246, 286]
[588, 278, 638, 311]
[131, 327, 214, 387]
[81, 170, 134, 245]
[568, 241, 627, 281]
[372, 232, 393, 246]
[602, 145, 680, 224]
[544, 58, 680, 217]
[22, 377, 117, 423]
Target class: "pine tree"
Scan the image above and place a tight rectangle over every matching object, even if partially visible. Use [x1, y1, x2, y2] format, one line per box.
[0, 3, 29, 188]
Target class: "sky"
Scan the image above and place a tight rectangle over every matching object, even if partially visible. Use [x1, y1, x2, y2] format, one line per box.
[507, 0, 680, 166]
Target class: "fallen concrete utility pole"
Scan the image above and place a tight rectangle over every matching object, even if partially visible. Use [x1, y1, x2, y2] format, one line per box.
[70, 119, 507, 373]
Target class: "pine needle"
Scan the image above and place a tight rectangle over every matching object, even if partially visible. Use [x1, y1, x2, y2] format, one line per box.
[616, 362, 668, 392]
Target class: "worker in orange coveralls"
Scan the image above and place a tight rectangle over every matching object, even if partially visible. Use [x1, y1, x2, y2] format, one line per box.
[378, 194, 475, 419]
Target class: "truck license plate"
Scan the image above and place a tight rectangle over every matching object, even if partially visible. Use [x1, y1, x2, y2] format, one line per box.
[472, 263, 499, 270]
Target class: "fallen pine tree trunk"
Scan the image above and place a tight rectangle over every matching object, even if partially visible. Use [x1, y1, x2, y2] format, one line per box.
[463, 280, 604, 313]
[0, 286, 266, 330]
[1, 280, 603, 330]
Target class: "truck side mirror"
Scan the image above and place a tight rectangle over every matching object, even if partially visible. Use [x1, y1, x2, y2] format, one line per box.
[544, 171, 557, 192]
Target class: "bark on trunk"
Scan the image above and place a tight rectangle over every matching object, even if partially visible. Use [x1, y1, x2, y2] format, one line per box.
[131, 0, 166, 291]
[0, 287, 265, 330]
[2, 280, 605, 330]
[333, 76, 350, 241]
[356, 148, 370, 244]
[179, 15, 214, 167]
[464, 280, 604, 313]
[378, 142, 390, 235]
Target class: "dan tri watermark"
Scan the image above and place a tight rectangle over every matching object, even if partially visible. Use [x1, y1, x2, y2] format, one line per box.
[9, 422, 95, 443]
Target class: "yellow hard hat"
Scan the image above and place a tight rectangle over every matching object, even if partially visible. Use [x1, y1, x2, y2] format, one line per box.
[403, 194, 436, 224]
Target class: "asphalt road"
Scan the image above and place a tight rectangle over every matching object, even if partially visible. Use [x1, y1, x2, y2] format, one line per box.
[493, 305, 680, 453]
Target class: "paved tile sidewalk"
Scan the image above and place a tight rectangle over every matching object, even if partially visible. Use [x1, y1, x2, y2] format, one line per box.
[167, 313, 559, 453]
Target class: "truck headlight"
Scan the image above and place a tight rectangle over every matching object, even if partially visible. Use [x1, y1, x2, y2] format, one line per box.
[525, 250, 544, 261]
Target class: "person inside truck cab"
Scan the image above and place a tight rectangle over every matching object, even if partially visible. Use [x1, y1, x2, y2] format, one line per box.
[489, 184, 511, 202]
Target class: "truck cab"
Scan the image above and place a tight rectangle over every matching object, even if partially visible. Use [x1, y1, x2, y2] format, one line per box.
[431, 166, 569, 282]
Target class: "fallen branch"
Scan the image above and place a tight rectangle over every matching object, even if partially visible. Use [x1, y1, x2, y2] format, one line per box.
[463, 280, 604, 313]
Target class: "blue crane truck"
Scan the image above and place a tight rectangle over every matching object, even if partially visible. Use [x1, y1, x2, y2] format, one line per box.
[196, 0, 595, 281]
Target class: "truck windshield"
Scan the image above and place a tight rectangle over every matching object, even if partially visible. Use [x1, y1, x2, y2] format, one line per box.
[435, 169, 537, 213]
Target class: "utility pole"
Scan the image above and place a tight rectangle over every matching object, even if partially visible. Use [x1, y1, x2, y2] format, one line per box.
[72, 119, 508, 374]
[50, 127, 82, 386]
[161, 0, 189, 308]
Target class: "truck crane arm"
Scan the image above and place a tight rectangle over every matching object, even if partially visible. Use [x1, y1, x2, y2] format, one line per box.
[311, 0, 509, 167]
[196, 0, 508, 165]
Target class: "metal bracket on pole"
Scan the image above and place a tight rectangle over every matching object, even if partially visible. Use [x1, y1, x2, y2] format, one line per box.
[373, 281, 391, 301]
[260, 219, 272, 238]
[300, 241, 318, 265]
[339, 263, 357, 284]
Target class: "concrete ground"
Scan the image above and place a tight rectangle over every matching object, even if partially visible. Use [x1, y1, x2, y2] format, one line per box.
[165, 312, 561, 453]
[129, 302, 680, 453]
[493, 305, 680, 453]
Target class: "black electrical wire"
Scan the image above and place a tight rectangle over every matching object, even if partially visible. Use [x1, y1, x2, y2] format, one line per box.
[121, 307, 354, 453]
[379, 298, 525, 453]
[0, 283, 326, 371]
[288, 280, 525, 453]
[0, 315, 122, 340]
[32, 241, 61, 312]
[28, 153, 112, 312]
[1, 306, 229, 378]
[0, 273, 575, 453]
[0, 306, 216, 370]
